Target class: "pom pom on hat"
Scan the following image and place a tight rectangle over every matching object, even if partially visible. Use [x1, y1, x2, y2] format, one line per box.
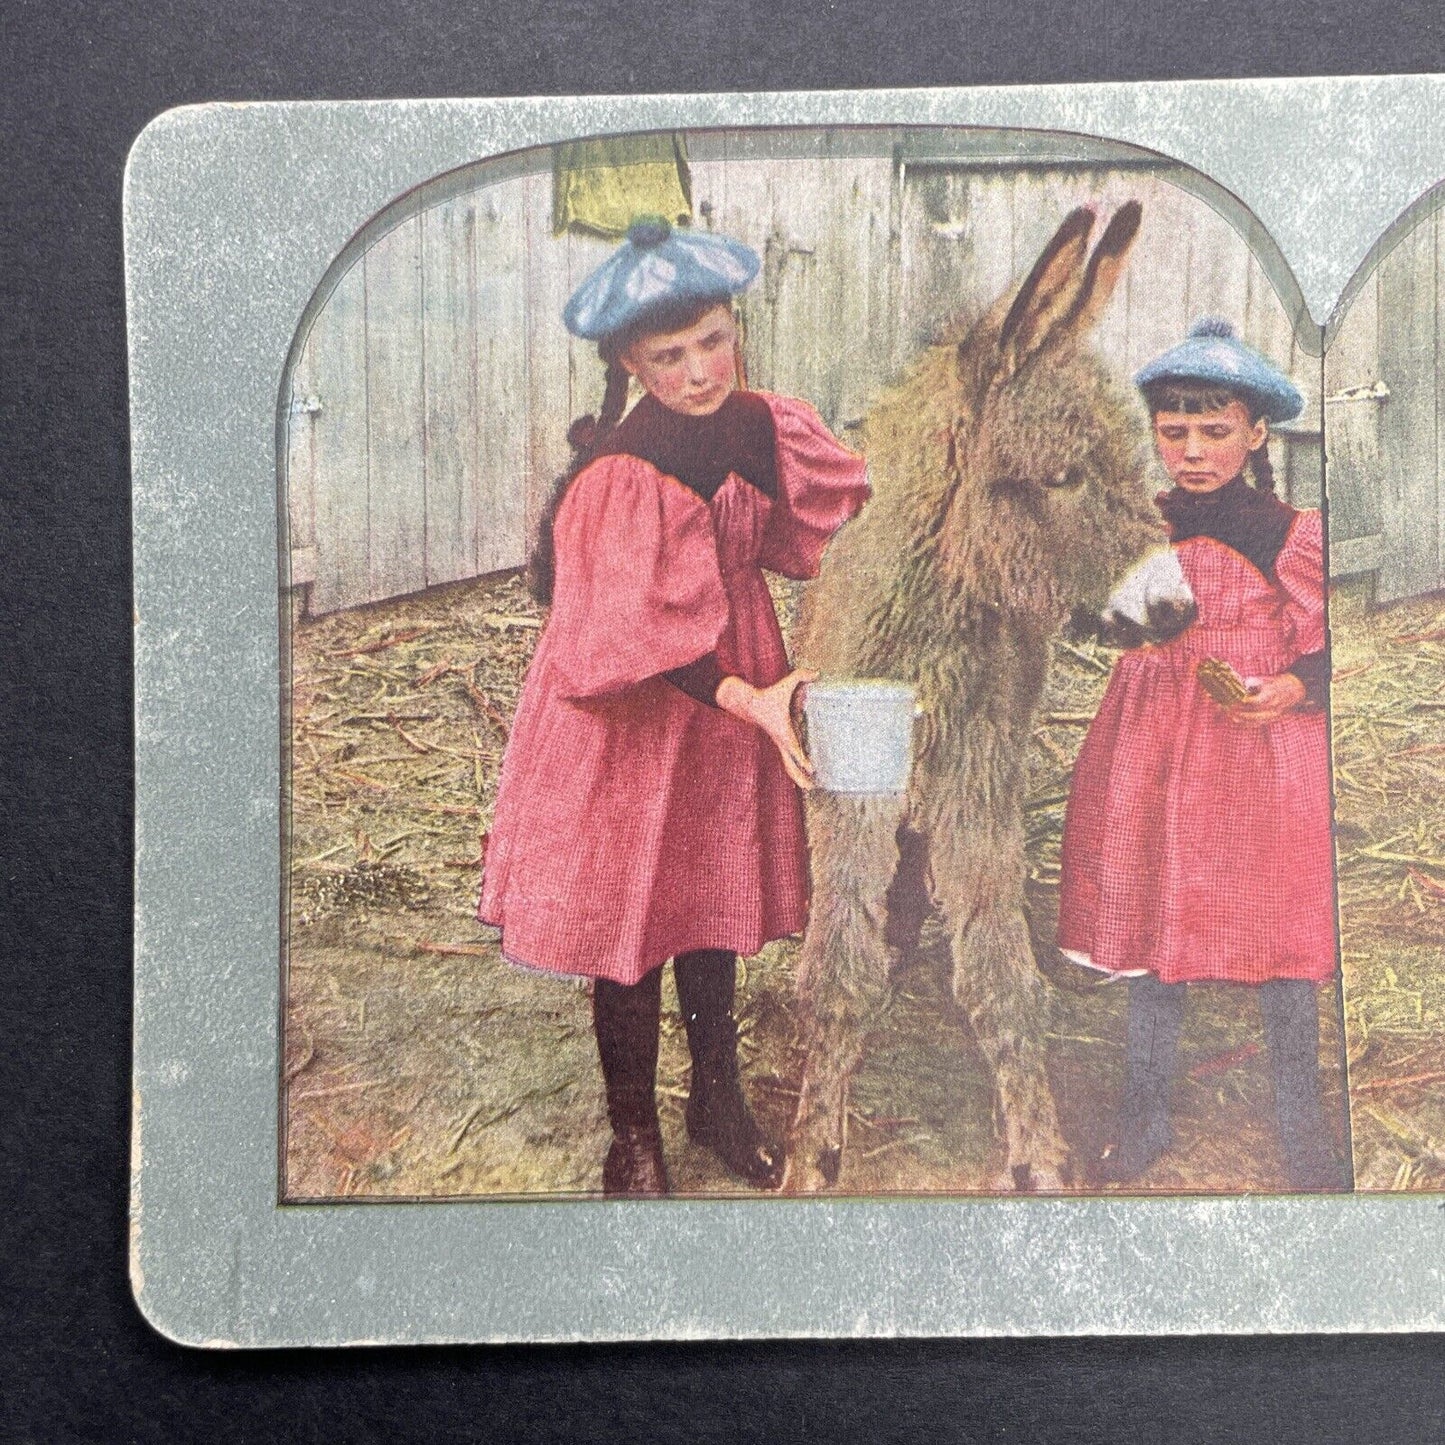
[1134, 315, 1305, 423]
[562, 217, 761, 341]
[626, 215, 673, 248]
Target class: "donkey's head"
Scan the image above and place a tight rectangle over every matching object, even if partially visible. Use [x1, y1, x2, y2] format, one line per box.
[934, 202, 1160, 618]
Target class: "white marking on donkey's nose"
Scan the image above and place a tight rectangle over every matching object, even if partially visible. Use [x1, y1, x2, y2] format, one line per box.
[1103, 548, 1194, 627]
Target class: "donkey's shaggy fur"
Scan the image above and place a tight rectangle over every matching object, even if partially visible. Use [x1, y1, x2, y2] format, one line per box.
[787, 204, 1164, 1192]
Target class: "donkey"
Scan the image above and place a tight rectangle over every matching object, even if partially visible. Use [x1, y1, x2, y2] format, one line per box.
[786, 203, 1164, 1192]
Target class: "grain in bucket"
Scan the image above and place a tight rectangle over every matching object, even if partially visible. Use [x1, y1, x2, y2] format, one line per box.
[802, 679, 918, 794]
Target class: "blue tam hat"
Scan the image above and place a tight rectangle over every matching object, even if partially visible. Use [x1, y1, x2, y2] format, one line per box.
[562, 216, 760, 343]
[1134, 317, 1305, 424]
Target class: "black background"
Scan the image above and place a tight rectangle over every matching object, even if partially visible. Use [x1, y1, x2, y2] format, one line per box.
[6, 1, 1445, 1439]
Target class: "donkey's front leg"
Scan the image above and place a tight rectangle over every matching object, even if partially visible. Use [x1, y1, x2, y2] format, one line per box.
[785, 791, 905, 1193]
[929, 813, 1072, 1192]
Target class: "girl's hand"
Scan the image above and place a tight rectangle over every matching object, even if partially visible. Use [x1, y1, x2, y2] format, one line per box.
[1228, 672, 1307, 726]
[716, 669, 818, 790]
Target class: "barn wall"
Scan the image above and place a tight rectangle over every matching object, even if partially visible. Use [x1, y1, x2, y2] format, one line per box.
[287, 172, 616, 616]
[1327, 207, 1445, 604]
[1325, 269, 1387, 584]
[284, 134, 1314, 617]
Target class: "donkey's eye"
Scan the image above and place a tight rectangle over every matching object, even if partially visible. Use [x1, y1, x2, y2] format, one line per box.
[1042, 466, 1087, 490]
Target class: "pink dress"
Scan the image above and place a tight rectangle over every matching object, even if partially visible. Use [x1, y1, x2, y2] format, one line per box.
[1057, 510, 1336, 984]
[478, 393, 869, 984]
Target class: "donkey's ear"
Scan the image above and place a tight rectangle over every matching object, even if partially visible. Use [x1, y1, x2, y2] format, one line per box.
[996, 206, 1095, 377]
[1063, 200, 1142, 336]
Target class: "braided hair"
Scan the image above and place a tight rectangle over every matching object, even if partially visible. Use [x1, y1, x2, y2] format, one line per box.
[525, 295, 735, 605]
[1140, 379, 1277, 493]
[525, 360, 630, 605]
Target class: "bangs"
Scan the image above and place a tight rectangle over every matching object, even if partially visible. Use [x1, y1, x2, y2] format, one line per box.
[1143, 380, 1258, 418]
[601, 295, 733, 360]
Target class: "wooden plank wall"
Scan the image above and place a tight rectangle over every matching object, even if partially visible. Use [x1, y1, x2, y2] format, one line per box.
[1325, 269, 1387, 582]
[1326, 207, 1445, 604]
[285, 141, 1313, 616]
[287, 173, 615, 615]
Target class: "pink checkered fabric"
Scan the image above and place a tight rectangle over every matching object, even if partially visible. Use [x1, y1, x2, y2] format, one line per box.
[1058, 512, 1337, 984]
[479, 394, 870, 984]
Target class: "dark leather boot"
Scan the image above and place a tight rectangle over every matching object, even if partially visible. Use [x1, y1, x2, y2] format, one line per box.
[1260, 979, 1352, 1193]
[1096, 973, 1187, 1184]
[673, 949, 785, 1190]
[593, 970, 669, 1198]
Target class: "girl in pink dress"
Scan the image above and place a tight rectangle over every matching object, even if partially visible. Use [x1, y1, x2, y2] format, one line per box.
[1058, 318, 1348, 1191]
[479, 219, 869, 1196]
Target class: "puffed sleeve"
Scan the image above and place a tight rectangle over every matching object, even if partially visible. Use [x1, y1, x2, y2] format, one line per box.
[757, 393, 871, 579]
[547, 456, 730, 700]
[1276, 509, 1326, 658]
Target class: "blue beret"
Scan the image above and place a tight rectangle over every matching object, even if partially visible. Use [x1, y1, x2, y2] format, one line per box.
[562, 216, 760, 342]
[1134, 317, 1305, 424]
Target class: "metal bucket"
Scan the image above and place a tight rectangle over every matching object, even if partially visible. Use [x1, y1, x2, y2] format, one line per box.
[802, 679, 918, 795]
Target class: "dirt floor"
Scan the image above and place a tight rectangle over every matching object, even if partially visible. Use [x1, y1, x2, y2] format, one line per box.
[282, 568, 1352, 1202]
[1330, 583, 1445, 1191]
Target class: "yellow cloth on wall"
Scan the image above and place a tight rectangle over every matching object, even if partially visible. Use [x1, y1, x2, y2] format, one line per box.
[553, 134, 692, 239]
